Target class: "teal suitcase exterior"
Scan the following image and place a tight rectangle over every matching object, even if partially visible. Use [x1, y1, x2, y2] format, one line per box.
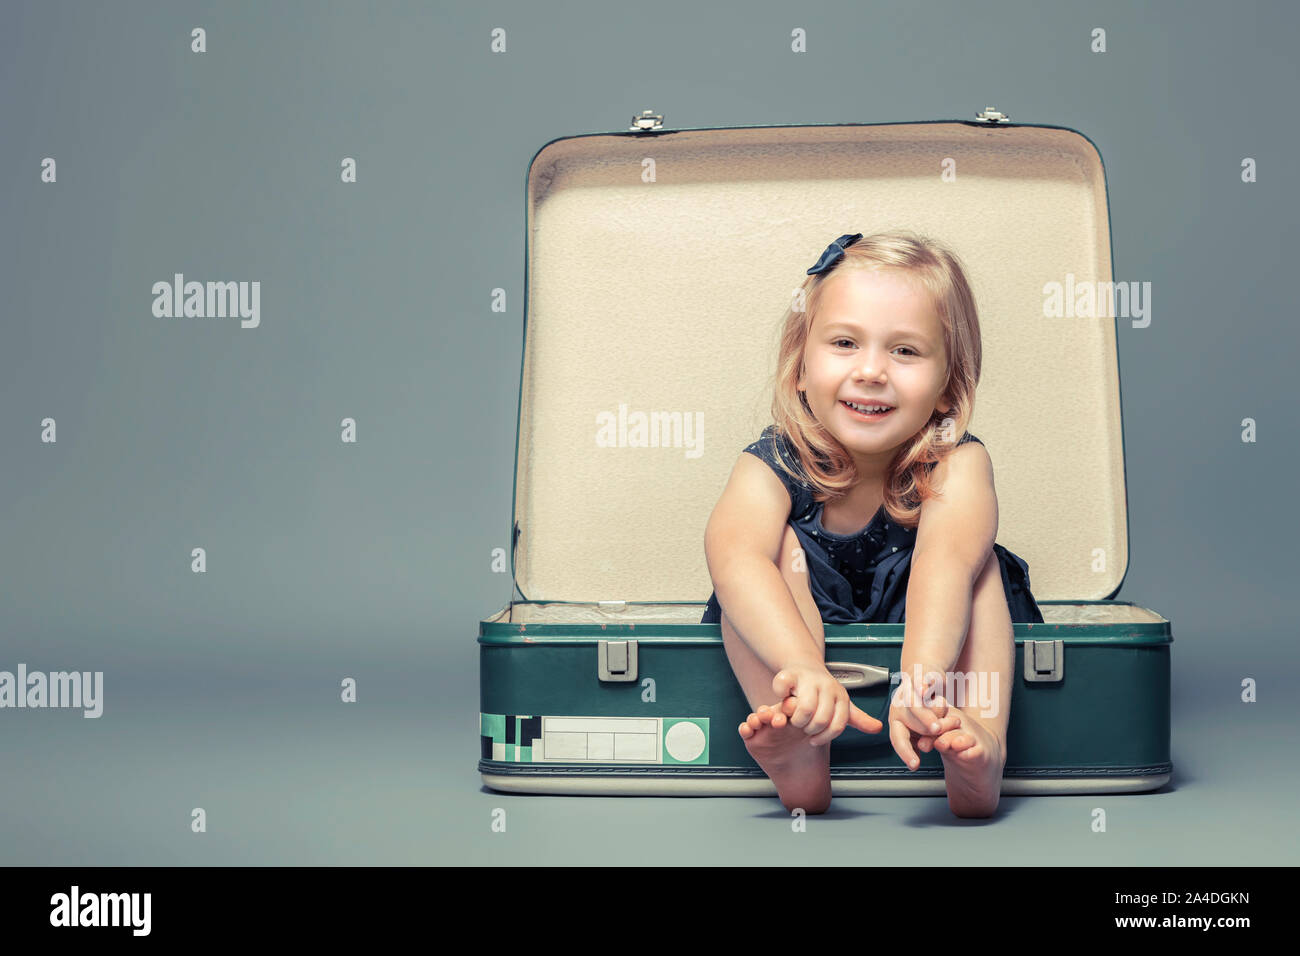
[480, 602, 1169, 794]
[479, 110, 1172, 797]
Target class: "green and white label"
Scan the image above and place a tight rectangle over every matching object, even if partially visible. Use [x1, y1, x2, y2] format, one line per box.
[480, 714, 709, 765]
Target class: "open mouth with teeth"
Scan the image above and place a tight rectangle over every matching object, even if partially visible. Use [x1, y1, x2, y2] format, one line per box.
[841, 400, 895, 419]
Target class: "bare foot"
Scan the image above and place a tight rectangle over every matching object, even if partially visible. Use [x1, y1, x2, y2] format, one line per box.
[919, 705, 1006, 818]
[737, 700, 832, 814]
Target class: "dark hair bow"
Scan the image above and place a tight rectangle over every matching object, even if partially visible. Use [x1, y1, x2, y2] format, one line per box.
[806, 233, 863, 275]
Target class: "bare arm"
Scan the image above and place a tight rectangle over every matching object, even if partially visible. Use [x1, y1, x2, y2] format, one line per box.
[704, 453, 823, 674]
[900, 442, 998, 677]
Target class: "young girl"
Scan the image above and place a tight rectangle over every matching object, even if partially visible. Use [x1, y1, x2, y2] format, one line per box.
[701, 230, 1044, 819]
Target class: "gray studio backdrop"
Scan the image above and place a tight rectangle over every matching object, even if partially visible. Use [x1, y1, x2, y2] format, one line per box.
[1, 1, 1296, 865]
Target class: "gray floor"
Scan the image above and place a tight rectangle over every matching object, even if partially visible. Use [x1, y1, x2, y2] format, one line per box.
[2, 624, 1291, 866]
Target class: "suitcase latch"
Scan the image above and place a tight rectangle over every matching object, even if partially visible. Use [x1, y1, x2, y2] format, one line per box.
[629, 109, 664, 132]
[598, 640, 638, 682]
[1024, 640, 1064, 683]
[974, 107, 1010, 124]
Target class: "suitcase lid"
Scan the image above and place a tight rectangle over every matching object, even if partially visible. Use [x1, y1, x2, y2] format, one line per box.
[512, 114, 1128, 604]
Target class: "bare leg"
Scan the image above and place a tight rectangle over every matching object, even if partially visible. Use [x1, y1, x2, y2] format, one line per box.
[920, 550, 1015, 818]
[724, 525, 834, 813]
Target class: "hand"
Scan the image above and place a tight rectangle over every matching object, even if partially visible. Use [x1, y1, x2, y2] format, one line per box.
[772, 661, 885, 747]
[889, 665, 963, 771]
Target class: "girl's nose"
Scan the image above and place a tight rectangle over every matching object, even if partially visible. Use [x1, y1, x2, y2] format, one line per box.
[855, 352, 887, 380]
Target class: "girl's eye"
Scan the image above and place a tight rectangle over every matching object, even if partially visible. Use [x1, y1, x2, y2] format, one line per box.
[832, 339, 919, 357]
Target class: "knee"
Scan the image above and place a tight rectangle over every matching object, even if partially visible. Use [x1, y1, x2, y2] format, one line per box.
[977, 548, 999, 586]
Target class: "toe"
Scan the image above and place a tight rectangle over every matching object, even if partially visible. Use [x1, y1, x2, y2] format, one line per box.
[934, 729, 966, 752]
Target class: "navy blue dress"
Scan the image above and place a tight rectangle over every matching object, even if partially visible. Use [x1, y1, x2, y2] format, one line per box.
[701, 425, 1045, 626]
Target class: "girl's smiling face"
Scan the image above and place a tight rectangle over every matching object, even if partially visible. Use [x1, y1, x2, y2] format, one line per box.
[798, 268, 952, 476]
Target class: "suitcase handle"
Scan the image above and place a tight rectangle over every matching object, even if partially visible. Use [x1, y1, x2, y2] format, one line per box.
[824, 661, 897, 752]
[824, 661, 891, 689]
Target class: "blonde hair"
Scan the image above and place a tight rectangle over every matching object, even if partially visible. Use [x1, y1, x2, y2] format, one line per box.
[768, 230, 982, 528]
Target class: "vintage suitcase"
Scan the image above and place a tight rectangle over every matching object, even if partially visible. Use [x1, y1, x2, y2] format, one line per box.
[479, 109, 1172, 797]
